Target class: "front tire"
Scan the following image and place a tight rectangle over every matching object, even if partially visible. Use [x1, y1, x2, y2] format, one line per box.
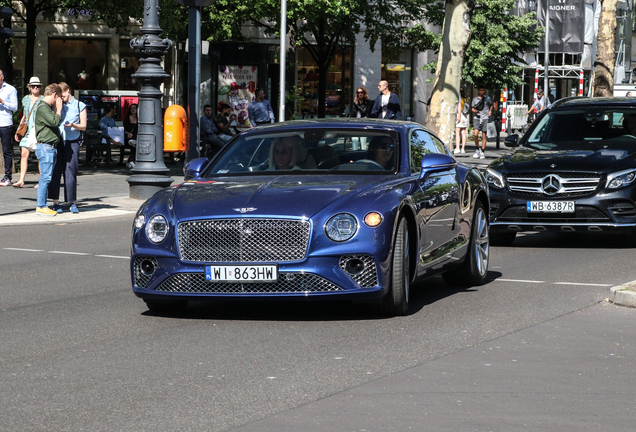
[381, 217, 411, 316]
[443, 201, 489, 286]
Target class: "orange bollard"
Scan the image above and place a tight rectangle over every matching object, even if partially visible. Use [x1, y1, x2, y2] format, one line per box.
[164, 105, 188, 152]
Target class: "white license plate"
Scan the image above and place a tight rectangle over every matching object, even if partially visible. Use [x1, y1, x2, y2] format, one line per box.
[527, 201, 575, 213]
[205, 265, 277, 282]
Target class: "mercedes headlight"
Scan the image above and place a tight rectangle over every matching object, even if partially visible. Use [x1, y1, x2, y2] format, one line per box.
[606, 168, 636, 189]
[146, 215, 169, 243]
[325, 213, 358, 242]
[485, 168, 505, 189]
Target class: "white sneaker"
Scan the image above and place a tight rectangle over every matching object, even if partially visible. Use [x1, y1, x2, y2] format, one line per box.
[460, 149, 465, 154]
[453, 148, 460, 154]
[479, 150, 485, 159]
[472, 149, 480, 158]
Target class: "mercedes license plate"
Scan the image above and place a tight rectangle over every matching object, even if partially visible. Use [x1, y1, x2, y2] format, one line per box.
[527, 201, 575, 213]
[205, 265, 277, 282]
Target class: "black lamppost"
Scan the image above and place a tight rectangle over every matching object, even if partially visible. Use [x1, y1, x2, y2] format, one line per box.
[126, 0, 174, 200]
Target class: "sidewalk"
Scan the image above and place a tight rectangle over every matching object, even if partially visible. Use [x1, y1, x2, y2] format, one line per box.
[0, 155, 185, 226]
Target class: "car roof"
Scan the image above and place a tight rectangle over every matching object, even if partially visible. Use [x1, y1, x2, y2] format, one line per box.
[550, 97, 636, 110]
[240, 118, 423, 134]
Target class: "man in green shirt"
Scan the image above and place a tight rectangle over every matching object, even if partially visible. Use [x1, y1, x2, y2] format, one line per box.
[34, 83, 63, 216]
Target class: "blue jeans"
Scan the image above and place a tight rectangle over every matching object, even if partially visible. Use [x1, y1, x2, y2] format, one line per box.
[35, 144, 57, 208]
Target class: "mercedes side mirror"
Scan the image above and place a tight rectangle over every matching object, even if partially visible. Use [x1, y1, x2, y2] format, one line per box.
[504, 134, 520, 147]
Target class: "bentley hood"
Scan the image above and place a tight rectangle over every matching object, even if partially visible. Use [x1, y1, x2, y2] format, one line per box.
[492, 147, 636, 173]
[166, 175, 390, 220]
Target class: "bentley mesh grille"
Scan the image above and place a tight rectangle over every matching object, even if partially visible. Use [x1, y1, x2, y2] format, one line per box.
[156, 272, 343, 294]
[133, 256, 158, 289]
[177, 219, 311, 263]
[495, 205, 609, 222]
[339, 255, 379, 288]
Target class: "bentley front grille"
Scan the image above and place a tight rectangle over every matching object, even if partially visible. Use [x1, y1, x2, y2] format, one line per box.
[177, 219, 311, 263]
[506, 173, 600, 198]
[156, 272, 343, 294]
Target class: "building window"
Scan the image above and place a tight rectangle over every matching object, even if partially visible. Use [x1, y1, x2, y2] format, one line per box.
[48, 38, 109, 90]
[296, 46, 352, 118]
[119, 39, 141, 91]
[382, 50, 413, 118]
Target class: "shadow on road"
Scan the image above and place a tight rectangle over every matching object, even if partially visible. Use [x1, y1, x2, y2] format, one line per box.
[506, 231, 634, 249]
[141, 271, 503, 321]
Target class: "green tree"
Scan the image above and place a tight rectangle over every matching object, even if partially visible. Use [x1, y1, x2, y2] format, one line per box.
[425, 0, 541, 147]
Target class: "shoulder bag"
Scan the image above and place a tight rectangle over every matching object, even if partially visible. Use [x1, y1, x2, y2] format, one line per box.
[16, 98, 39, 140]
[25, 108, 39, 151]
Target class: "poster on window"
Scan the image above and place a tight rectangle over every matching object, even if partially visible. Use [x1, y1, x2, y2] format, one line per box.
[80, 96, 99, 121]
[120, 96, 139, 120]
[217, 65, 257, 130]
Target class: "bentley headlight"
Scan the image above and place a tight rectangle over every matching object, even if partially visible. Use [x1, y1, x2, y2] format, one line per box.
[325, 213, 358, 242]
[606, 168, 636, 189]
[146, 215, 169, 243]
[134, 214, 146, 230]
[485, 168, 505, 189]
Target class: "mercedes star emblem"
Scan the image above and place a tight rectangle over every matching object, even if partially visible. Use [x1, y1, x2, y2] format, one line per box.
[550, 164, 556, 168]
[542, 175, 561, 195]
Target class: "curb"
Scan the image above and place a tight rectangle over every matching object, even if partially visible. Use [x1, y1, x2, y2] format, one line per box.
[609, 281, 636, 308]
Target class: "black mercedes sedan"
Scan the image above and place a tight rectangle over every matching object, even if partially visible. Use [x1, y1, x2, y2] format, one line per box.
[486, 97, 636, 245]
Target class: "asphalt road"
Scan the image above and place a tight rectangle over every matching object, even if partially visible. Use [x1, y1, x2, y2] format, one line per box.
[1, 218, 635, 431]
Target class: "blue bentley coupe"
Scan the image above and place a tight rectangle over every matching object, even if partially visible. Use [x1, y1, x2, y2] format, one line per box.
[131, 119, 490, 316]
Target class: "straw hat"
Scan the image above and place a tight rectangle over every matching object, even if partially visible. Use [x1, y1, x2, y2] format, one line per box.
[27, 77, 42, 86]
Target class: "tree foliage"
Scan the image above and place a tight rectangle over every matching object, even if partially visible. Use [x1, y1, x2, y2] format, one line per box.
[462, 0, 542, 90]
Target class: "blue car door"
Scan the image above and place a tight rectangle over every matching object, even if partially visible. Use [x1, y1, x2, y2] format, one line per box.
[409, 129, 460, 272]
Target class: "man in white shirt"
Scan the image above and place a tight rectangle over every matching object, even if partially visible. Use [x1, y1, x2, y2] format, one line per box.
[370, 80, 401, 120]
[0, 70, 18, 186]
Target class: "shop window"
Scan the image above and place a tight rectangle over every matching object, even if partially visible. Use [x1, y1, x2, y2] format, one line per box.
[296, 47, 352, 118]
[119, 39, 141, 91]
[382, 50, 413, 118]
[48, 38, 109, 90]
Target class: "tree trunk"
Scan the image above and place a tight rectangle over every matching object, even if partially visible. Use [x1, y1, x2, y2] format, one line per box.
[424, 0, 474, 149]
[593, 0, 617, 97]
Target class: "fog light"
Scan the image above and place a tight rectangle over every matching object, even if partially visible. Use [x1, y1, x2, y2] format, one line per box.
[141, 259, 156, 276]
[344, 258, 365, 275]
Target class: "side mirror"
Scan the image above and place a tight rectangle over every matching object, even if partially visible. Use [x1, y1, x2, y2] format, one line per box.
[420, 153, 457, 178]
[504, 134, 519, 147]
[183, 157, 209, 180]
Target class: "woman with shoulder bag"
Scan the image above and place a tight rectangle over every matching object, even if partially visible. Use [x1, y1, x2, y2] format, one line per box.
[12, 77, 43, 188]
[48, 82, 87, 214]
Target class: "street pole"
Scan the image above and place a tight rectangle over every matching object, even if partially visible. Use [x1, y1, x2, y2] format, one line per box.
[127, 0, 174, 200]
[187, 6, 202, 161]
[544, 0, 550, 96]
[279, 0, 286, 122]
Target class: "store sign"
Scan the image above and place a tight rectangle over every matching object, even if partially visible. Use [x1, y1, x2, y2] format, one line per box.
[535, 0, 585, 54]
[217, 65, 258, 130]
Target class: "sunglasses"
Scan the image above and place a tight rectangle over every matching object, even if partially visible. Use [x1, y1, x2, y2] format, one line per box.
[356, 91, 364, 94]
[379, 142, 394, 150]
[30, 85, 41, 88]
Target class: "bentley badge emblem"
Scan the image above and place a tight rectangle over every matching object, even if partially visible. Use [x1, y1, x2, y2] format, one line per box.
[233, 207, 257, 213]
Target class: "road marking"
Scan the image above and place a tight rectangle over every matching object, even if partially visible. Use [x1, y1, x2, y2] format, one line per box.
[496, 278, 545, 284]
[95, 255, 129, 260]
[554, 282, 613, 287]
[3, 247, 44, 252]
[49, 251, 92, 256]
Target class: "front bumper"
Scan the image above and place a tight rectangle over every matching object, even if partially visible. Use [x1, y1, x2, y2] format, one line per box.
[131, 254, 390, 301]
[489, 186, 636, 233]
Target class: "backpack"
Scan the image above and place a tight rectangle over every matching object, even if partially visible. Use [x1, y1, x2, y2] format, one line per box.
[461, 99, 470, 115]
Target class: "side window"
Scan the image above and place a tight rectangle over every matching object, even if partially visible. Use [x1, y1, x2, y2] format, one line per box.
[430, 134, 450, 155]
[410, 129, 439, 173]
